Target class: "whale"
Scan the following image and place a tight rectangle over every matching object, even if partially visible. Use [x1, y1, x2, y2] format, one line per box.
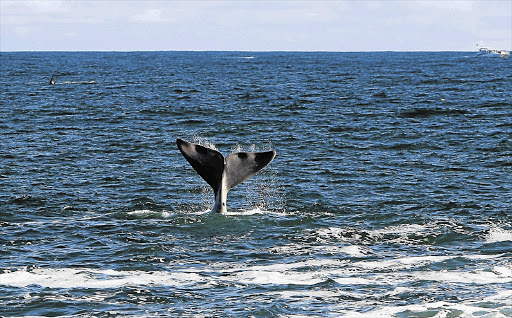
[49, 75, 56, 85]
[176, 138, 276, 213]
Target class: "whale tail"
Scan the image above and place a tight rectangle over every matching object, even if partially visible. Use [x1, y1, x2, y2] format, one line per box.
[49, 75, 56, 85]
[176, 138, 276, 213]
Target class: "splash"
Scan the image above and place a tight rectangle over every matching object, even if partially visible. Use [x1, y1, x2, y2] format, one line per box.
[191, 135, 218, 151]
[182, 136, 283, 214]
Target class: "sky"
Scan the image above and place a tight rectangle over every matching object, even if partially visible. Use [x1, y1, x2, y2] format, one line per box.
[1, 0, 511, 52]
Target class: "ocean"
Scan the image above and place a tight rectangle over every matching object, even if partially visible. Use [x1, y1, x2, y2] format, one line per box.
[1, 51, 511, 317]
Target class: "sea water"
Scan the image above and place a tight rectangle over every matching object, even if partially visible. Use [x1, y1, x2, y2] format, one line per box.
[1, 51, 511, 317]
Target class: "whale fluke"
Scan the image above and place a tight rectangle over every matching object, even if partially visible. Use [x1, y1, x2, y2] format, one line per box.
[49, 75, 56, 85]
[177, 138, 276, 213]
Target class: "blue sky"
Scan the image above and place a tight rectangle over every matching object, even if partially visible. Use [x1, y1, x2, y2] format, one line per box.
[1, 0, 511, 51]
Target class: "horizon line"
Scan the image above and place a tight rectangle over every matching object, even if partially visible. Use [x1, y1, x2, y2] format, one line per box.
[0, 49, 485, 53]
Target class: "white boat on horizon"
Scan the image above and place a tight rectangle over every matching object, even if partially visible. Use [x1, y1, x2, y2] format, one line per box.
[476, 43, 510, 58]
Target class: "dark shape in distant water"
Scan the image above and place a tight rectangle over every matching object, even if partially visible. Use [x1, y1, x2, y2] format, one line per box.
[176, 138, 276, 214]
[400, 107, 468, 118]
[49, 75, 56, 85]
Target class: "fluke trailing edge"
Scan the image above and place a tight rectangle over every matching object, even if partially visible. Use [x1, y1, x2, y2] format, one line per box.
[177, 138, 276, 213]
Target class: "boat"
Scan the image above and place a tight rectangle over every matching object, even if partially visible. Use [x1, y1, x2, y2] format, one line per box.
[476, 43, 510, 58]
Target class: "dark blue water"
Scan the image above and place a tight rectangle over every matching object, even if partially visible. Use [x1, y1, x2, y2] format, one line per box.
[1, 51, 511, 317]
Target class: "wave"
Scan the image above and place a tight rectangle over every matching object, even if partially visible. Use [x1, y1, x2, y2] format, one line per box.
[3, 253, 509, 288]
[0, 267, 203, 289]
[2, 253, 510, 318]
[2, 250, 510, 316]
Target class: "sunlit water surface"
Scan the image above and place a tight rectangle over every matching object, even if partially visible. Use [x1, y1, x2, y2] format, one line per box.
[1, 52, 511, 317]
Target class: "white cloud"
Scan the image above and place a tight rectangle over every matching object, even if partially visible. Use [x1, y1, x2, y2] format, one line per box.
[1, 0, 510, 51]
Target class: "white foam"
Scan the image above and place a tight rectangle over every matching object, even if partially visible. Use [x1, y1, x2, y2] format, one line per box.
[2, 253, 510, 309]
[126, 210, 175, 218]
[466, 253, 504, 260]
[314, 226, 349, 240]
[272, 289, 349, 299]
[223, 207, 288, 217]
[413, 268, 512, 284]
[308, 244, 370, 257]
[224, 207, 266, 216]
[486, 226, 512, 242]
[127, 208, 286, 217]
[218, 259, 348, 286]
[337, 300, 510, 318]
[355, 255, 451, 270]
[3, 253, 507, 290]
[216, 258, 346, 273]
[372, 223, 429, 235]
[329, 245, 369, 257]
[483, 289, 512, 303]
[0, 268, 204, 288]
[314, 224, 431, 244]
[233, 269, 324, 285]
[127, 209, 154, 215]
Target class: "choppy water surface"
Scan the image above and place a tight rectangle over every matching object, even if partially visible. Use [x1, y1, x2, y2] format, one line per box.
[1, 51, 512, 317]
